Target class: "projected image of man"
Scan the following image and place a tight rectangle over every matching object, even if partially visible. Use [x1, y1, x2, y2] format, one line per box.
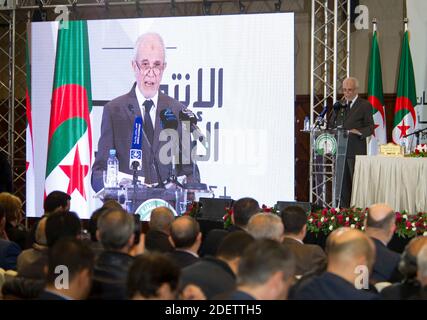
[91, 33, 200, 192]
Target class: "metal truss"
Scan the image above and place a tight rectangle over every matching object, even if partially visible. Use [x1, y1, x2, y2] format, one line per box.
[0, 0, 308, 206]
[309, 0, 350, 208]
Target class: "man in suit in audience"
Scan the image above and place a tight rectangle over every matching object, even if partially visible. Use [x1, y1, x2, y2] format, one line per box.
[292, 228, 379, 300]
[247, 213, 284, 242]
[281, 205, 326, 276]
[329, 77, 374, 207]
[90, 208, 136, 299]
[220, 239, 295, 300]
[39, 238, 94, 300]
[0, 202, 21, 270]
[167, 216, 201, 269]
[181, 231, 255, 299]
[365, 203, 401, 283]
[145, 206, 175, 253]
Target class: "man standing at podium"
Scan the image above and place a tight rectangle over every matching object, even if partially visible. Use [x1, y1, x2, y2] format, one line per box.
[91, 32, 200, 192]
[330, 77, 374, 207]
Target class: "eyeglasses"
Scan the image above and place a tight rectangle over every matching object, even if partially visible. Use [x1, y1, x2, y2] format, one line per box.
[135, 60, 164, 76]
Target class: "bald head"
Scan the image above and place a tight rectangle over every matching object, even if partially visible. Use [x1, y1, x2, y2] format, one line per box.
[247, 213, 284, 241]
[149, 207, 175, 234]
[327, 229, 375, 270]
[170, 216, 200, 249]
[342, 77, 359, 101]
[366, 203, 395, 231]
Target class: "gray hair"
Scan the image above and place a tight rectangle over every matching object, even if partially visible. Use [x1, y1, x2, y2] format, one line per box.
[247, 213, 284, 241]
[97, 209, 135, 251]
[133, 32, 166, 63]
[345, 76, 359, 89]
[417, 244, 427, 278]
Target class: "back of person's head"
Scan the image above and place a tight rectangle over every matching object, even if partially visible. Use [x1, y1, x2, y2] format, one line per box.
[149, 207, 175, 233]
[97, 209, 135, 251]
[102, 199, 123, 210]
[35, 216, 48, 246]
[237, 239, 295, 287]
[247, 213, 284, 241]
[417, 244, 427, 286]
[0, 192, 22, 224]
[46, 239, 94, 289]
[216, 231, 255, 261]
[399, 236, 427, 280]
[327, 228, 375, 270]
[89, 207, 110, 242]
[170, 216, 200, 249]
[281, 205, 307, 234]
[43, 191, 71, 214]
[232, 197, 260, 228]
[127, 253, 180, 300]
[45, 210, 81, 247]
[366, 203, 395, 232]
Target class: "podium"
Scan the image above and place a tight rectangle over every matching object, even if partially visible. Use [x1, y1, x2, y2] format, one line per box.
[97, 184, 213, 221]
[308, 127, 348, 208]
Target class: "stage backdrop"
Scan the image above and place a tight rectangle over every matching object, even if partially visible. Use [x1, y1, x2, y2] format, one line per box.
[29, 13, 295, 218]
[407, 0, 427, 143]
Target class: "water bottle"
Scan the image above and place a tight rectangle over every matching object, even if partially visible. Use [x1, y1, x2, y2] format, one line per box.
[106, 149, 119, 188]
[304, 116, 310, 131]
[400, 138, 407, 155]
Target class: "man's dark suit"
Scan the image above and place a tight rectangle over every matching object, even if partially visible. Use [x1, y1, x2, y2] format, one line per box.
[91, 83, 199, 192]
[282, 237, 327, 276]
[329, 97, 374, 207]
[167, 250, 199, 269]
[291, 272, 380, 300]
[0, 239, 21, 270]
[145, 229, 174, 253]
[370, 237, 402, 283]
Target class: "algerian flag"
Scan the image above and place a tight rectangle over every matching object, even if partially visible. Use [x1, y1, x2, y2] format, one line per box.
[392, 29, 417, 147]
[44, 21, 93, 218]
[26, 25, 36, 217]
[367, 24, 387, 155]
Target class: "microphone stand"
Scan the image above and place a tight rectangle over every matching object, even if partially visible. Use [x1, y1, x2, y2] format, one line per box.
[131, 161, 139, 213]
[403, 127, 427, 146]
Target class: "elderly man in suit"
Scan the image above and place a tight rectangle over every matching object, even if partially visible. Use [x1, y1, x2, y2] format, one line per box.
[91, 32, 200, 192]
[329, 77, 374, 207]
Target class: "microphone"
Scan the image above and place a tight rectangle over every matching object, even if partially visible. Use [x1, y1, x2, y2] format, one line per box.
[129, 116, 143, 171]
[160, 108, 178, 130]
[179, 109, 205, 141]
[314, 106, 328, 128]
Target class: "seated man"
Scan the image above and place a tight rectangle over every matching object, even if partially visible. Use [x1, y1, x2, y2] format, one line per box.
[127, 253, 180, 300]
[247, 213, 284, 242]
[39, 238, 94, 300]
[145, 206, 175, 253]
[90, 208, 136, 299]
[219, 239, 296, 300]
[181, 231, 255, 299]
[0, 202, 21, 270]
[168, 216, 201, 269]
[291, 228, 379, 300]
[281, 205, 326, 276]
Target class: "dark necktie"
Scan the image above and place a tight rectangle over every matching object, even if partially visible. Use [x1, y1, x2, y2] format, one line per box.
[347, 100, 352, 110]
[143, 100, 154, 145]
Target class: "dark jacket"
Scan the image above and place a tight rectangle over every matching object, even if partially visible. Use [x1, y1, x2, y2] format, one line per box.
[90, 250, 134, 300]
[145, 230, 174, 253]
[38, 290, 69, 300]
[181, 256, 236, 299]
[381, 279, 421, 300]
[167, 250, 199, 269]
[6, 223, 29, 250]
[371, 237, 402, 283]
[291, 272, 380, 300]
[0, 239, 21, 270]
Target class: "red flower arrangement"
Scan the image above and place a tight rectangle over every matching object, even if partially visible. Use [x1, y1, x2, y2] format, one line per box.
[222, 204, 279, 229]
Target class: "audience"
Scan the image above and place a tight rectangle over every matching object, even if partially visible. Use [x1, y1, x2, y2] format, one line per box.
[381, 236, 427, 300]
[168, 216, 201, 269]
[90, 208, 135, 299]
[219, 239, 295, 300]
[0, 202, 21, 270]
[45, 210, 81, 248]
[229, 197, 260, 232]
[414, 244, 427, 299]
[181, 231, 255, 299]
[17, 216, 48, 279]
[39, 238, 94, 300]
[291, 228, 379, 300]
[365, 203, 401, 283]
[145, 206, 175, 253]
[281, 205, 326, 276]
[247, 212, 284, 241]
[43, 191, 71, 215]
[87, 207, 109, 258]
[127, 253, 180, 300]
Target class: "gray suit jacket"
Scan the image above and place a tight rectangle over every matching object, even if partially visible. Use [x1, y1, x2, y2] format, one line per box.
[91, 83, 200, 192]
[329, 97, 374, 158]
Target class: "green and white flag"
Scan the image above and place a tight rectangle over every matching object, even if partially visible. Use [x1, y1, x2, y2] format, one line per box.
[44, 21, 93, 218]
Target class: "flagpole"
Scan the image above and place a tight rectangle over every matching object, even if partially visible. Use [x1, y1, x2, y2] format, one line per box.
[404, 17, 408, 32]
[372, 17, 377, 34]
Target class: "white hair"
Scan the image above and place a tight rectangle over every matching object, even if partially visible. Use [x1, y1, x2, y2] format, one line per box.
[247, 213, 284, 242]
[345, 77, 359, 89]
[133, 32, 166, 63]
